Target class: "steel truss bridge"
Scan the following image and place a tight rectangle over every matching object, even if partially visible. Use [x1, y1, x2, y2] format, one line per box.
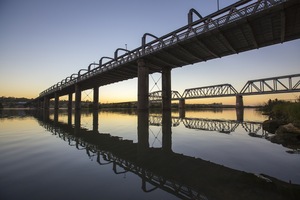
[149, 115, 263, 135]
[34, 0, 300, 111]
[149, 73, 300, 101]
[33, 112, 298, 199]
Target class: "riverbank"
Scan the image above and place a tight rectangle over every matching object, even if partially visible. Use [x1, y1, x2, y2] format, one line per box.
[261, 99, 300, 149]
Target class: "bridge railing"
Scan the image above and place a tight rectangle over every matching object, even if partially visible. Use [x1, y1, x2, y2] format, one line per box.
[143, 0, 285, 55]
[39, 0, 286, 97]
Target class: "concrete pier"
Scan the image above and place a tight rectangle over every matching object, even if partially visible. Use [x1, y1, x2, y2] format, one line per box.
[43, 96, 50, 110]
[179, 98, 185, 110]
[162, 67, 171, 111]
[68, 93, 72, 110]
[54, 93, 59, 110]
[137, 59, 149, 110]
[137, 111, 149, 153]
[236, 95, 244, 109]
[93, 110, 98, 132]
[75, 84, 81, 110]
[162, 110, 172, 153]
[93, 86, 99, 110]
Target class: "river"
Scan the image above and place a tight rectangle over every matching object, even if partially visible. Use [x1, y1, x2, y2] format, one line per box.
[0, 108, 299, 200]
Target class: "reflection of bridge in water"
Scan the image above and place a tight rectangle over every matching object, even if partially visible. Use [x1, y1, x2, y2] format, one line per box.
[149, 115, 263, 135]
[32, 110, 300, 200]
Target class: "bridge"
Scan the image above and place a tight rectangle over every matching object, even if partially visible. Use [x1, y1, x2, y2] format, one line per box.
[32, 0, 300, 111]
[149, 73, 300, 108]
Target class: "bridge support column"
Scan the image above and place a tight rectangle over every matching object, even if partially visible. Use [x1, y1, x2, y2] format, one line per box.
[162, 66, 171, 111]
[137, 59, 149, 110]
[75, 84, 81, 110]
[68, 108, 72, 127]
[54, 108, 58, 125]
[236, 108, 244, 122]
[43, 96, 50, 110]
[74, 110, 81, 135]
[137, 111, 149, 154]
[162, 110, 172, 153]
[179, 98, 185, 110]
[236, 95, 244, 122]
[93, 110, 99, 132]
[38, 99, 42, 109]
[68, 93, 72, 110]
[179, 98, 185, 118]
[93, 86, 99, 110]
[236, 95, 244, 109]
[54, 93, 59, 110]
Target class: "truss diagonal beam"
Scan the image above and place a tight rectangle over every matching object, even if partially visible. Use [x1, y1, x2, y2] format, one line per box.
[240, 74, 300, 95]
[149, 90, 182, 101]
[182, 84, 238, 99]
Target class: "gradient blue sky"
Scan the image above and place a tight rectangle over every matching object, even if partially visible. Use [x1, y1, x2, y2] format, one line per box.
[1, 0, 299, 105]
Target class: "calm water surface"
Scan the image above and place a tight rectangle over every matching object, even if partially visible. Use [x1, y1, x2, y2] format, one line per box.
[0, 108, 299, 200]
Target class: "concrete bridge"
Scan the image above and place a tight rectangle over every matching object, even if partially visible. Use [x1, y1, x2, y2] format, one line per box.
[32, 0, 300, 111]
[149, 73, 300, 108]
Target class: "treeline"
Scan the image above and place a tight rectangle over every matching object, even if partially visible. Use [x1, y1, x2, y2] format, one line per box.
[260, 98, 300, 122]
[0, 97, 32, 108]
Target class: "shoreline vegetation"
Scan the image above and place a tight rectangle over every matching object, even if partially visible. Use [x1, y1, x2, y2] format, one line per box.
[261, 98, 300, 149]
[0, 96, 261, 109]
[1, 96, 300, 148]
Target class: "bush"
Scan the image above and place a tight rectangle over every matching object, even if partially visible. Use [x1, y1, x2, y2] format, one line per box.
[272, 102, 300, 122]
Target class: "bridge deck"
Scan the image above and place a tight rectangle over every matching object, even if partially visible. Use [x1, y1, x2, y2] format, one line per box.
[40, 0, 300, 99]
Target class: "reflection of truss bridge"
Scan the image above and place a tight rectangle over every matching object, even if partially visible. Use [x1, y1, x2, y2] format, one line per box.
[149, 115, 263, 134]
[183, 118, 239, 133]
[242, 122, 264, 137]
[149, 115, 181, 127]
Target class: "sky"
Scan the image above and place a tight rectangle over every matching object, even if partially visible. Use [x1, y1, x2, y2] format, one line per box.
[0, 0, 299, 105]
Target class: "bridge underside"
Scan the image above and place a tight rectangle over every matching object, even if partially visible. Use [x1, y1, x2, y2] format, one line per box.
[36, 0, 300, 111]
[54, 0, 299, 98]
[144, 0, 300, 68]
